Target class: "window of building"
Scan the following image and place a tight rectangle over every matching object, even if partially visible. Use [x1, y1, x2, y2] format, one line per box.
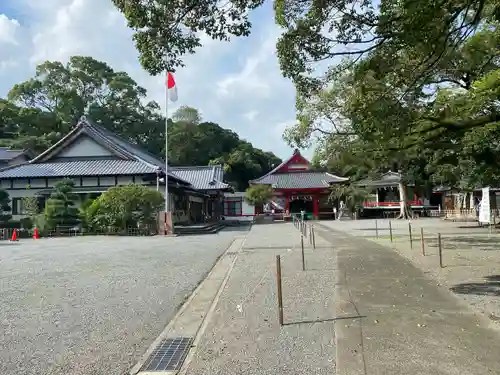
[224, 198, 242, 216]
[11, 198, 25, 215]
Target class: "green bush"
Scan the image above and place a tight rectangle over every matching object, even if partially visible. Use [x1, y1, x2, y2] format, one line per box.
[44, 178, 80, 230]
[83, 184, 163, 232]
[19, 217, 33, 229]
[0, 189, 11, 224]
[33, 214, 48, 235]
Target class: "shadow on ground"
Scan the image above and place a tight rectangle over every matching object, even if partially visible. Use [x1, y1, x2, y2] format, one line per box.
[284, 314, 366, 326]
[451, 275, 500, 296]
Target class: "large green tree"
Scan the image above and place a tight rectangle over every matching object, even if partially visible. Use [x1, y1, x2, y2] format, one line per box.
[3, 56, 165, 155]
[284, 18, 500, 193]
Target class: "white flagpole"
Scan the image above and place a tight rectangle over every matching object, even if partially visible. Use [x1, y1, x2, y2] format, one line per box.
[164, 61, 169, 214]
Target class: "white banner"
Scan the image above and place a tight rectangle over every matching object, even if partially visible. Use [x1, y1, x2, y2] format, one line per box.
[479, 187, 491, 224]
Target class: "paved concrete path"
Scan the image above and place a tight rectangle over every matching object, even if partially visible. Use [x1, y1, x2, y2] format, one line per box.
[316, 224, 500, 375]
[183, 223, 337, 375]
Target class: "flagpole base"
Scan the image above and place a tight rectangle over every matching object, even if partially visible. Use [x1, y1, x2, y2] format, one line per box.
[159, 211, 174, 235]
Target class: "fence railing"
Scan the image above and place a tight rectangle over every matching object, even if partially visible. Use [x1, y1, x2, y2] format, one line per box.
[0, 224, 159, 240]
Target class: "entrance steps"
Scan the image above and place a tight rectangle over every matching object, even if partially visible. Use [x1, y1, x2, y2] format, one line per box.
[174, 223, 226, 236]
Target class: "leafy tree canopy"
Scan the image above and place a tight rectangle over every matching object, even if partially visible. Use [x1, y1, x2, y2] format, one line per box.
[112, 0, 265, 74]
[245, 184, 273, 206]
[281, 10, 500, 193]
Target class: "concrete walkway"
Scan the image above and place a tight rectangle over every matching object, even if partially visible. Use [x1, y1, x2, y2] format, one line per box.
[181, 223, 337, 375]
[316, 224, 500, 375]
[181, 222, 500, 375]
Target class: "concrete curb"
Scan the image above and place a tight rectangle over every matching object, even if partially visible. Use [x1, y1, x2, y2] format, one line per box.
[130, 236, 245, 375]
[177, 236, 246, 374]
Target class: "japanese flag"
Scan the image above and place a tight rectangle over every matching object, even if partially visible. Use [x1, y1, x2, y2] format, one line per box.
[166, 72, 178, 102]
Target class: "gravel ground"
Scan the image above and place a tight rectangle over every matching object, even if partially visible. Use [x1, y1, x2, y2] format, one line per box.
[185, 223, 337, 375]
[320, 218, 500, 329]
[0, 228, 246, 375]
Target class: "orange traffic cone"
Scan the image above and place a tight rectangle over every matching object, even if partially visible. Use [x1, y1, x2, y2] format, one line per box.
[33, 227, 40, 240]
[10, 229, 18, 241]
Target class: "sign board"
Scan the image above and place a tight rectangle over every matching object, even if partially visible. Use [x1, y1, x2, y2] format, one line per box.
[479, 187, 491, 224]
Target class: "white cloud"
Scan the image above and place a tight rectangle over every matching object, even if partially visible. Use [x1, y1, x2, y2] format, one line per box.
[0, 0, 305, 161]
[243, 110, 259, 121]
[0, 14, 20, 45]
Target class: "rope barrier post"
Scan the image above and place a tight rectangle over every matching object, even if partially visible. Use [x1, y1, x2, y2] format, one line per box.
[438, 233, 444, 268]
[420, 227, 425, 256]
[408, 222, 413, 249]
[389, 221, 393, 243]
[276, 255, 284, 326]
[312, 225, 316, 249]
[301, 233, 306, 271]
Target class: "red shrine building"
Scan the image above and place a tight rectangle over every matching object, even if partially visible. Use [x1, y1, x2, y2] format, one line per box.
[249, 149, 347, 219]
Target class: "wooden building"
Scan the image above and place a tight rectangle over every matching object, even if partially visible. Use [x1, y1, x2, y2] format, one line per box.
[0, 116, 230, 226]
[249, 149, 347, 219]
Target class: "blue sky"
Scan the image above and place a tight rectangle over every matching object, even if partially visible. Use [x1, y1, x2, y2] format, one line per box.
[0, 0, 316, 161]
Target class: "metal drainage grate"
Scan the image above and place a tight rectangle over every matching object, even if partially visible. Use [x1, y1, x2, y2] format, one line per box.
[140, 337, 193, 372]
[226, 251, 238, 255]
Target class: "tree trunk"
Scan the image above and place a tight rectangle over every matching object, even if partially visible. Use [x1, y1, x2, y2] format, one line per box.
[397, 181, 412, 219]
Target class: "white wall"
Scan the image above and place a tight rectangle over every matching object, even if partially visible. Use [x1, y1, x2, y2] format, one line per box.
[57, 135, 114, 158]
[222, 192, 254, 222]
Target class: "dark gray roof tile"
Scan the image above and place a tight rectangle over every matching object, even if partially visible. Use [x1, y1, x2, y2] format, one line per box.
[0, 148, 26, 160]
[0, 159, 158, 178]
[170, 165, 230, 190]
[251, 172, 347, 189]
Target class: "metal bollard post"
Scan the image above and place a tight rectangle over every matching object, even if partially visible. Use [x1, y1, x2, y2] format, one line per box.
[409, 222, 413, 248]
[312, 226, 316, 249]
[375, 219, 378, 238]
[301, 233, 306, 271]
[389, 221, 393, 242]
[276, 255, 284, 326]
[420, 227, 425, 256]
[438, 233, 443, 268]
[309, 225, 312, 244]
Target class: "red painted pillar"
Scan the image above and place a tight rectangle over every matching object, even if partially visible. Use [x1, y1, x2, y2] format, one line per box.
[285, 196, 290, 214]
[313, 195, 319, 219]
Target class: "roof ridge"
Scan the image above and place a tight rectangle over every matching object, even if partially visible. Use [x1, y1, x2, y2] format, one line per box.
[249, 150, 308, 183]
[30, 118, 86, 163]
[81, 120, 137, 161]
[86, 119, 166, 166]
[171, 165, 220, 169]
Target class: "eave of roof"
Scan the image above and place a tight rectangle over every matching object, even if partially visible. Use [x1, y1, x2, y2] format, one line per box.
[250, 171, 348, 189]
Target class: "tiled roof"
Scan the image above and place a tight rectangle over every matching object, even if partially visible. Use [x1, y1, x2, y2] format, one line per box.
[0, 159, 158, 178]
[0, 148, 27, 160]
[170, 165, 231, 191]
[0, 116, 189, 185]
[251, 171, 347, 189]
[357, 171, 402, 187]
